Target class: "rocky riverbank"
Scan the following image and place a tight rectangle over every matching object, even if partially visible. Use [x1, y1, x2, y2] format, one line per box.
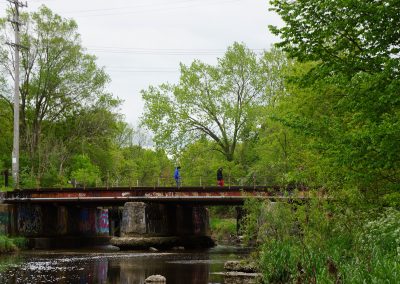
[222, 260, 262, 284]
[111, 235, 215, 250]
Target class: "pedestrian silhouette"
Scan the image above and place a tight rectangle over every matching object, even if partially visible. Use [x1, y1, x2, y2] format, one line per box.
[217, 167, 224, 187]
[174, 166, 181, 187]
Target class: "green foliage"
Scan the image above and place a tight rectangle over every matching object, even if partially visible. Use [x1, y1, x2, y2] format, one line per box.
[210, 218, 237, 241]
[70, 154, 101, 187]
[242, 198, 400, 283]
[269, 0, 400, 193]
[142, 43, 289, 161]
[359, 208, 400, 259]
[0, 100, 12, 170]
[269, 0, 400, 71]
[0, 6, 118, 187]
[178, 139, 246, 186]
[209, 207, 237, 243]
[241, 198, 264, 244]
[382, 192, 400, 208]
[0, 236, 27, 253]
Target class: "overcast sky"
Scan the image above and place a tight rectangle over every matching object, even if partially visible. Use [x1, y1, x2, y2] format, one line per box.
[1, 0, 283, 125]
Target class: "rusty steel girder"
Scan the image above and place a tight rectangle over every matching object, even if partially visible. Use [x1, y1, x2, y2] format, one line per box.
[4, 186, 309, 206]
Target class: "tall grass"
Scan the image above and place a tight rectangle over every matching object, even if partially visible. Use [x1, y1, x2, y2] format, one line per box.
[0, 236, 27, 253]
[241, 197, 400, 283]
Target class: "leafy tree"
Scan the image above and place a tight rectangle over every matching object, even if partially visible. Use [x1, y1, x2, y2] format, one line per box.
[177, 138, 247, 186]
[269, 0, 400, 73]
[0, 6, 110, 177]
[142, 43, 288, 161]
[70, 154, 100, 187]
[116, 146, 173, 187]
[0, 100, 12, 170]
[269, 0, 400, 192]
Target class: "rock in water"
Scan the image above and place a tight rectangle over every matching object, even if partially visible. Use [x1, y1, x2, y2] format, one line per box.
[145, 275, 166, 283]
[224, 261, 257, 273]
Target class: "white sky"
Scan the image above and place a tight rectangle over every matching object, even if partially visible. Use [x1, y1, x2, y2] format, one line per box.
[1, 0, 283, 125]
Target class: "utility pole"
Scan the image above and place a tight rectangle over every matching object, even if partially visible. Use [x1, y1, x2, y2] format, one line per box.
[7, 0, 27, 189]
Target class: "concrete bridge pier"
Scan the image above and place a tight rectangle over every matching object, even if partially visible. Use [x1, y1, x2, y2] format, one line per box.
[110, 202, 214, 249]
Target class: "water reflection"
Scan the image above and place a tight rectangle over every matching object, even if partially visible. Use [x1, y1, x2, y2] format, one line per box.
[0, 246, 249, 284]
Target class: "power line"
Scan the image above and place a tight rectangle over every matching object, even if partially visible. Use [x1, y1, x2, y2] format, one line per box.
[62, 0, 242, 17]
[61, 0, 207, 15]
[86, 46, 265, 56]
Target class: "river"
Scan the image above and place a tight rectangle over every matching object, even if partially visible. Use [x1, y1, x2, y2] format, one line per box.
[0, 245, 251, 283]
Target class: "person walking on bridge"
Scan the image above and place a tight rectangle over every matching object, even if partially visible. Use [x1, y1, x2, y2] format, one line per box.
[174, 166, 181, 188]
[217, 167, 224, 187]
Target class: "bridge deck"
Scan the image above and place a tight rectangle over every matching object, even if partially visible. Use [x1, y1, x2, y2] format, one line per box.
[3, 186, 307, 205]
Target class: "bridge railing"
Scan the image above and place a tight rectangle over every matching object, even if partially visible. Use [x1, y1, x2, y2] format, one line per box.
[67, 174, 305, 189]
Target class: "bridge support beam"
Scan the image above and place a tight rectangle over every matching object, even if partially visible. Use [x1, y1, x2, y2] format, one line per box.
[9, 204, 110, 249]
[111, 202, 214, 249]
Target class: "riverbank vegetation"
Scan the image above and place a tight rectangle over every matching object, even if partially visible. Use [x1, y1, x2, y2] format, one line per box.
[237, 1, 400, 282]
[0, 2, 399, 282]
[209, 206, 237, 243]
[0, 236, 26, 253]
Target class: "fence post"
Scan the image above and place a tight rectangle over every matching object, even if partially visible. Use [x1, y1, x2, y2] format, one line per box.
[253, 174, 256, 189]
[107, 171, 109, 189]
[136, 179, 139, 187]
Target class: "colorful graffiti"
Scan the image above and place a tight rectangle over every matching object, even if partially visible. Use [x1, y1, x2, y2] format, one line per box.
[18, 205, 42, 235]
[96, 209, 109, 235]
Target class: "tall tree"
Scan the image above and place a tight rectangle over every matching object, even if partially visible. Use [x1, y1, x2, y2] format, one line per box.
[142, 43, 288, 161]
[269, 0, 400, 191]
[0, 6, 111, 179]
[1, 7, 109, 162]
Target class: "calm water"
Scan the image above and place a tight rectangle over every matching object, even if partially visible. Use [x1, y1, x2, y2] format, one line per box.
[0, 246, 250, 284]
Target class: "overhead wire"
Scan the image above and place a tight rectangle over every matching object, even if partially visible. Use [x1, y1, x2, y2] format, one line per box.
[86, 46, 265, 55]
[61, 0, 210, 15]
[61, 0, 242, 17]
[4, 0, 260, 75]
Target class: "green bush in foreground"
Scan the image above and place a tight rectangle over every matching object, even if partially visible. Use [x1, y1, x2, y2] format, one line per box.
[242, 198, 400, 283]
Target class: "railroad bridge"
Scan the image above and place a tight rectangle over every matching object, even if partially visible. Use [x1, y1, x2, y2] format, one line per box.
[0, 186, 307, 249]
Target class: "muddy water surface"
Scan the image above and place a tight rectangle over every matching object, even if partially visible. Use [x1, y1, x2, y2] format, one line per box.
[0, 245, 250, 283]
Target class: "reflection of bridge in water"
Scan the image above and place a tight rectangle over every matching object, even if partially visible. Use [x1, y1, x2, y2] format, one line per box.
[4, 185, 309, 205]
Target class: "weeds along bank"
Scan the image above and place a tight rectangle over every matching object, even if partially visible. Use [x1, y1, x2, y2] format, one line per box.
[241, 195, 400, 283]
[0, 236, 26, 254]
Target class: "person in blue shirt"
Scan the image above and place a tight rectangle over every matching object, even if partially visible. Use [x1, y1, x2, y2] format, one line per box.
[174, 166, 181, 187]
